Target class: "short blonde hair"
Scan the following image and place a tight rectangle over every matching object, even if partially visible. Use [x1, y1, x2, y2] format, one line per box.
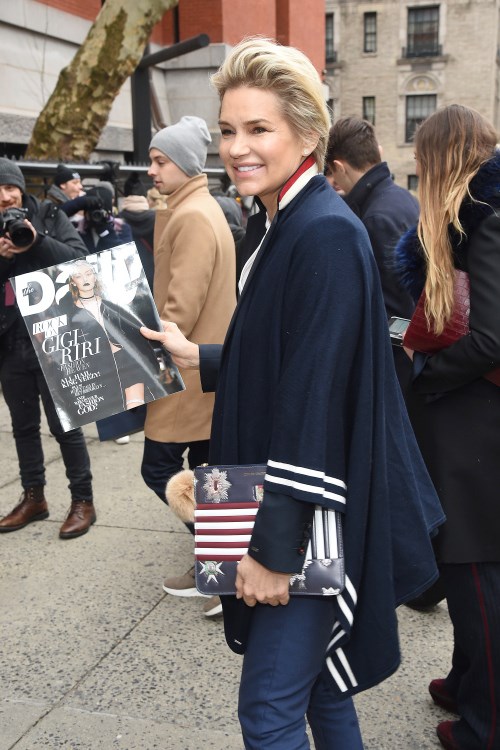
[211, 37, 331, 170]
[68, 260, 102, 301]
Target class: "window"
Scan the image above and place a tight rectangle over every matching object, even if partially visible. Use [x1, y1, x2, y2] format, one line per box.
[326, 13, 336, 63]
[405, 94, 436, 142]
[408, 175, 419, 192]
[363, 97, 376, 125]
[364, 12, 377, 53]
[407, 6, 440, 57]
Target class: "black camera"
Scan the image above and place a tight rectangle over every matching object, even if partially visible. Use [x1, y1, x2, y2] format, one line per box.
[89, 207, 109, 224]
[0, 207, 35, 247]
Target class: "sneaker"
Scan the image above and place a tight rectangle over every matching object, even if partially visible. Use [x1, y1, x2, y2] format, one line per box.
[203, 595, 223, 617]
[163, 565, 204, 597]
[114, 435, 130, 445]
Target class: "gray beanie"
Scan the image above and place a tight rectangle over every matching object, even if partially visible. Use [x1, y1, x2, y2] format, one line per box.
[0, 158, 26, 192]
[149, 116, 211, 177]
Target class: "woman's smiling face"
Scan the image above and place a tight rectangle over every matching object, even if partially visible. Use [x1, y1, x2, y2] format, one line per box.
[218, 86, 310, 218]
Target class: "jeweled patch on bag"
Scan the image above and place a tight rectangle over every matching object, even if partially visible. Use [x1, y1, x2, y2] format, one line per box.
[202, 468, 232, 503]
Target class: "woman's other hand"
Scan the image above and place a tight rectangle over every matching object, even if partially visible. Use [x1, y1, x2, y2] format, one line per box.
[235, 554, 290, 607]
[140, 321, 200, 369]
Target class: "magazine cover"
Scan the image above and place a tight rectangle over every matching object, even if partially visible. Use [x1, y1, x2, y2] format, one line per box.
[11, 243, 185, 431]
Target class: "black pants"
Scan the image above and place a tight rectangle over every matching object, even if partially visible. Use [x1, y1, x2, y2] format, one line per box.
[441, 562, 500, 750]
[141, 436, 209, 534]
[0, 338, 93, 500]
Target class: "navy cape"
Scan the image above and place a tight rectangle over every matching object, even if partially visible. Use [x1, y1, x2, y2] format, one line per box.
[208, 175, 444, 697]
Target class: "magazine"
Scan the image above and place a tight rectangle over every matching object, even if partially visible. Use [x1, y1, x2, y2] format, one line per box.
[11, 243, 185, 431]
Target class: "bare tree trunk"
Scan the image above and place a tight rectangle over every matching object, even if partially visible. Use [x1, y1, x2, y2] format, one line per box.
[25, 0, 178, 161]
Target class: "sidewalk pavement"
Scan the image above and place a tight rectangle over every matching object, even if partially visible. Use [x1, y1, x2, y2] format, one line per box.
[0, 394, 453, 750]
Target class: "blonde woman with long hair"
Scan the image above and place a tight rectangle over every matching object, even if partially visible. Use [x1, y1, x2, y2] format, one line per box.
[397, 104, 500, 750]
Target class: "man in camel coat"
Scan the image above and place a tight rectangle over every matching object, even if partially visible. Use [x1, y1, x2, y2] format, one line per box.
[142, 116, 236, 616]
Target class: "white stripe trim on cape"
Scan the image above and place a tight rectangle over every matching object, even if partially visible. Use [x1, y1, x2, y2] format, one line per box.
[267, 459, 347, 489]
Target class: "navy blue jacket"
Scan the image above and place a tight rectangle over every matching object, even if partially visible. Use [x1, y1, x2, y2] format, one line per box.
[345, 162, 419, 386]
[200, 175, 444, 697]
[79, 219, 133, 254]
[345, 162, 418, 320]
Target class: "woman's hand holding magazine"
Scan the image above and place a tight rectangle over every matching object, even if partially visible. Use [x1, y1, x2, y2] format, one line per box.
[140, 321, 200, 370]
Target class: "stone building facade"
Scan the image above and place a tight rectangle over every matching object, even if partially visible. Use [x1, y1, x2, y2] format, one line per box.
[324, 0, 500, 188]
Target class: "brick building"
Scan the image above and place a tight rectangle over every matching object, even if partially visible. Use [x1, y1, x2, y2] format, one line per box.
[0, 0, 325, 165]
[324, 0, 500, 189]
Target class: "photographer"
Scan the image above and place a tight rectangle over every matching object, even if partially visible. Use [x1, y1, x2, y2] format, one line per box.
[0, 158, 97, 540]
[47, 163, 84, 205]
[63, 183, 132, 253]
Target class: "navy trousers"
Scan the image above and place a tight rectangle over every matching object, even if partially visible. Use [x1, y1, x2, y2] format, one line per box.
[441, 562, 500, 750]
[238, 596, 363, 749]
[141, 436, 209, 533]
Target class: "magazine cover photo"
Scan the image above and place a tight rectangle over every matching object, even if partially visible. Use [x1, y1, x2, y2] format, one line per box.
[11, 243, 184, 431]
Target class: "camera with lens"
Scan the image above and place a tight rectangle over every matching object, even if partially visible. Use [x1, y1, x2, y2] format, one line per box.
[84, 188, 113, 233]
[84, 196, 110, 230]
[89, 207, 109, 225]
[0, 207, 35, 247]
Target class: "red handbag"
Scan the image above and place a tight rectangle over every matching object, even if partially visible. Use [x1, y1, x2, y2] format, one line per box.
[404, 269, 500, 386]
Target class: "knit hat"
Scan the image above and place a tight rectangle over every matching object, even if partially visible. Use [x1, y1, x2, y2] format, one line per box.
[121, 195, 149, 212]
[86, 184, 113, 213]
[123, 172, 147, 197]
[149, 116, 211, 177]
[0, 158, 26, 192]
[55, 163, 81, 186]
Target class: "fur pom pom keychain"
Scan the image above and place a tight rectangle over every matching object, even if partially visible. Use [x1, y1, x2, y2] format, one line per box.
[165, 469, 195, 523]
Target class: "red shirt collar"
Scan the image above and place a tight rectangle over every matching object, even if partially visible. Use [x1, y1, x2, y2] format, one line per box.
[278, 155, 316, 203]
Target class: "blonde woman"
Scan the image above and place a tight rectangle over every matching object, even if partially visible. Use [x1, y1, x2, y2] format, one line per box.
[65, 260, 164, 419]
[142, 37, 443, 749]
[397, 104, 500, 750]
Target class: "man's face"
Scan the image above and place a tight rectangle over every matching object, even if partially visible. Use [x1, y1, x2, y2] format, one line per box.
[148, 149, 190, 195]
[0, 184, 23, 210]
[60, 178, 83, 200]
[324, 163, 350, 195]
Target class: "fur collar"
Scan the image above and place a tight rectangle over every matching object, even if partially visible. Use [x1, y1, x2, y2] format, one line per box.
[395, 151, 500, 300]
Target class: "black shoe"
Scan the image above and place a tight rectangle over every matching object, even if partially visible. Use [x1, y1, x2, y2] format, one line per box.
[406, 576, 446, 611]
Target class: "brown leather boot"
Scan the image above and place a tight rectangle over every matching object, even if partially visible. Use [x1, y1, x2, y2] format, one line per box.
[59, 501, 96, 539]
[0, 487, 49, 532]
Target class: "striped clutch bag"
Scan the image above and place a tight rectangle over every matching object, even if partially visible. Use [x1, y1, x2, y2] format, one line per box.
[194, 464, 345, 597]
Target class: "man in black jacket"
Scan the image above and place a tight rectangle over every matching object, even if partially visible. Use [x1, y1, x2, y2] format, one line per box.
[325, 117, 418, 387]
[325, 119, 446, 612]
[0, 158, 96, 539]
